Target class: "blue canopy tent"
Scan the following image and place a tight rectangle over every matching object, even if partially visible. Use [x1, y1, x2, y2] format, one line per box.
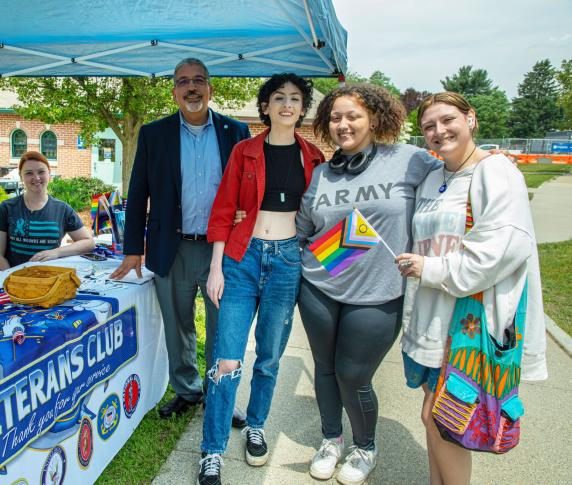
[0, 0, 347, 78]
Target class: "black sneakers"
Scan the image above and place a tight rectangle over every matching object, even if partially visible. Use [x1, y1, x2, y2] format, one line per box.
[158, 395, 201, 419]
[243, 427, 269, 466]
[197, 453, 223, 485]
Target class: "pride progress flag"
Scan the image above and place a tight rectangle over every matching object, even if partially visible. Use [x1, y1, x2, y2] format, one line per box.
[309, 208, 395, 277]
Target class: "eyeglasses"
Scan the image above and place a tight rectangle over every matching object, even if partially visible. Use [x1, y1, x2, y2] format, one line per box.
[174, 76, 208, 88]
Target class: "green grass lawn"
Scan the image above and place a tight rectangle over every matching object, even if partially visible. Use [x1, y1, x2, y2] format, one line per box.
[96, 297, 207, 485]
[517, 164, 572, 174]
[523, 173, 557, 189]
[537, 240, 572, 337]
[518, 163, 570, 189]
[518, 163, 572, 189]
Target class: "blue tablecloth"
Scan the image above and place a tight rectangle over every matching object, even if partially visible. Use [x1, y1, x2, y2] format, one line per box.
[0, 257, 168, 484]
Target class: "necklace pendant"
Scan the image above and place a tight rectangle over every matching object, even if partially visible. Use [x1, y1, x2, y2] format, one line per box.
[439, 183, 447, 193]
[280, 192, 285, 203]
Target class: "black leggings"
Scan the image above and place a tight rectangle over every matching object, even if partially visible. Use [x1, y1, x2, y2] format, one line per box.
[298, 278, 403, 450]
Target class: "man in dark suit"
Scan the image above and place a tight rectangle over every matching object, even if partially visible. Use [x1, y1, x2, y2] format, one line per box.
[111, 58, 250, 421]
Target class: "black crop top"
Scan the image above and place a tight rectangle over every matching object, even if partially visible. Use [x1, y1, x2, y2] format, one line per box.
[260, 141, 305, 211]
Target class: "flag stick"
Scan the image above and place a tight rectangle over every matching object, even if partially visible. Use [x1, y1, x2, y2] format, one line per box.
[377, 236, 397, 259]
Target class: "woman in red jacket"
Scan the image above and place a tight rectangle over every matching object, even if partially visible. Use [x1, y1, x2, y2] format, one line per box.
[198, 73, 324, 485]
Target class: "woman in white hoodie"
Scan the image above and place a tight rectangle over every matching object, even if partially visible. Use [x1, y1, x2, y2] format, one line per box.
[396, 92, 547, 485]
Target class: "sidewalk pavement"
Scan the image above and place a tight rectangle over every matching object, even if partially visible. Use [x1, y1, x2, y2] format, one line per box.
[530, 173, 572, 243]
[153, 311, 571, 485]
[153, 174, 572, 485]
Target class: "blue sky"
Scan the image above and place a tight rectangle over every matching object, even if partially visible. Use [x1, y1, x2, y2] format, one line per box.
[331, 0, 571, 98]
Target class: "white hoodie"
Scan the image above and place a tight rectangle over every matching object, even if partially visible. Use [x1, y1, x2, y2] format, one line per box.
[402, 154, 547, 381]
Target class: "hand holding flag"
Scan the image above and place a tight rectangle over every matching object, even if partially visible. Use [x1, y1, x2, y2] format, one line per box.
[395, 253, 424, 278]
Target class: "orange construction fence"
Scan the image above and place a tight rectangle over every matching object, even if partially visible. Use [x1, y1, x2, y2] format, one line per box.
[425, 151, 572, 164]
[515, 154, 572, 164]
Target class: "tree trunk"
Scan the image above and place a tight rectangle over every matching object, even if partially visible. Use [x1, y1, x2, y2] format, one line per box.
[119, 112, 143, 195]
[121, 134, 138, 195]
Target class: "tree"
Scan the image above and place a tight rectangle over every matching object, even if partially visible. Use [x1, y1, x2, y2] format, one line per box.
[210, 78, 263, 110]
[440, 66, 510, 138]
[368, 70, 400, 97]
[0, 76, 261, 190]
[312, 70, 399, 97]
[441, 65, 494, 97]
[401, 88, 431, 114]
[406, 109, 422, 136]
[470, 89, 510, 138]
[509, 60, 564, 138]
[555, 59, 572, 129]
[311, 71, 366, 95]
[311, 76, 341, 95]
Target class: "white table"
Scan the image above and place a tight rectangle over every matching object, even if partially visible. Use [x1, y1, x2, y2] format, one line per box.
[0, 256, 168, 484]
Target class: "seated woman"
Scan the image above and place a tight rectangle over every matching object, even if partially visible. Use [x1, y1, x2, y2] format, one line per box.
[0, 151, 95, 270]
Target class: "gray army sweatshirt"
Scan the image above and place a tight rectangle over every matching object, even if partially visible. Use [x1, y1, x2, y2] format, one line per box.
[296, 143, 441, 305]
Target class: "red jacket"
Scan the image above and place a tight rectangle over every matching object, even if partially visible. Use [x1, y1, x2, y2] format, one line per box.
[207, 129, 325, 261]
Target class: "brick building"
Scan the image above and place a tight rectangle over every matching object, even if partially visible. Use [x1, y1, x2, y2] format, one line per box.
[0, 91, 92, 179]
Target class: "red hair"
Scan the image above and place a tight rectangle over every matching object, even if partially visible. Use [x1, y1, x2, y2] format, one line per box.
[19, 151, 50, 172]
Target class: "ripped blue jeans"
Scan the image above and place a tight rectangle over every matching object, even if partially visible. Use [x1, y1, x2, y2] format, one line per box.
[201, 237, 301, 454]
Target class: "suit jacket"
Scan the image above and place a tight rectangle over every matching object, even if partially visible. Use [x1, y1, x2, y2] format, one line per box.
[123, 109, 251, 276]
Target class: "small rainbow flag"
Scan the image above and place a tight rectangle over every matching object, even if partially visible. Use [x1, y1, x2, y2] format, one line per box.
[90, 195, 100, 223]
[108, 190, 123, 210]
[309, 208, 394, 277]
[92, 194, 113, 236]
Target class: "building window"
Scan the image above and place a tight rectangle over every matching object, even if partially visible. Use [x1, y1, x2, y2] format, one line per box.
[11, 129, 27, 158]
[41, 131, 58, 160]
[98, 139, 116, 162]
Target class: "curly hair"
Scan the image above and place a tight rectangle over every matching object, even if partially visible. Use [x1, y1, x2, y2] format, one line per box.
[313, 84, 406, 146]
[257, 73, 314, 128]
[417, 92, 479, 135]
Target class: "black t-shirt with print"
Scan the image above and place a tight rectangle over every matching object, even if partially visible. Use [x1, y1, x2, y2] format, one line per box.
[0, 195, 84, 267]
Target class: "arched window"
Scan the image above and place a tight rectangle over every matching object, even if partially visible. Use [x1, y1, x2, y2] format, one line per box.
[41, 131, 57, 160]
[11, 129, 27, 158]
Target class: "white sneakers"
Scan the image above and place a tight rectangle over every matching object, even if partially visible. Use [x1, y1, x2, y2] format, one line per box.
[310, 438, 377, 484]
[337, 445, 378, 485]
[310, 436, 345, 479]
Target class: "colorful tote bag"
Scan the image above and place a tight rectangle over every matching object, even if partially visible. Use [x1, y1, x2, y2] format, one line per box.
[431, 198, 527, 454]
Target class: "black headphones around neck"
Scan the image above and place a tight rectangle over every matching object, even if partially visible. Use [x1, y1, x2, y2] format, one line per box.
[328, 143, 378, 175]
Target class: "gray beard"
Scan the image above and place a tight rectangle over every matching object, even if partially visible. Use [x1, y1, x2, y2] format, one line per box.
[183, 100, 204, 113]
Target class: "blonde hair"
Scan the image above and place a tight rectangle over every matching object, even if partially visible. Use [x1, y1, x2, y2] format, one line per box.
[417, 92, 479, 134]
